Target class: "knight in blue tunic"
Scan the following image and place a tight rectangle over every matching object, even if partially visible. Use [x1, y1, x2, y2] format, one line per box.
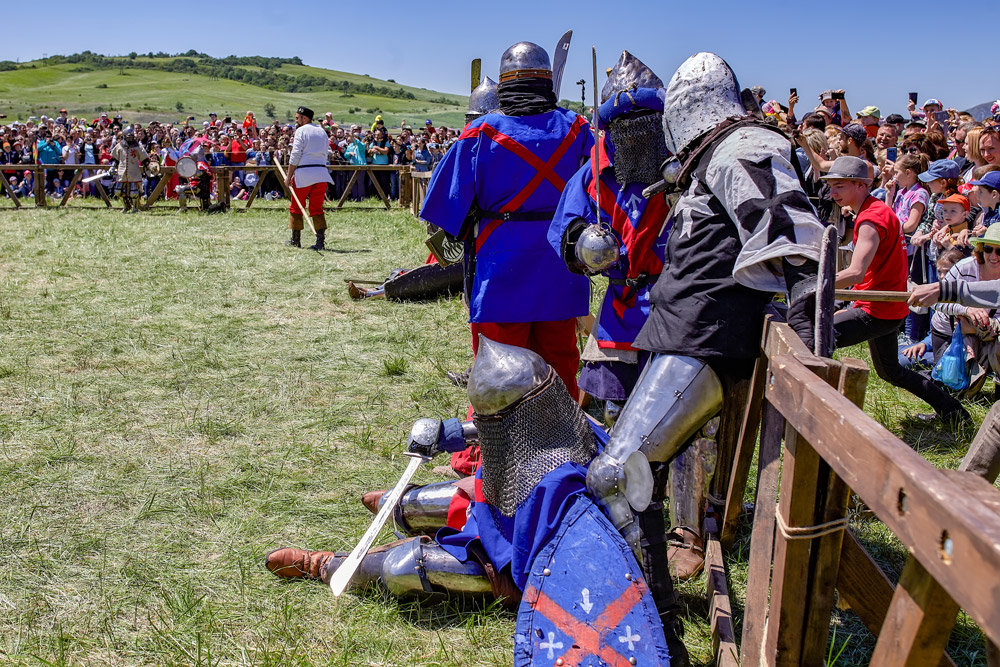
[418, 41, 593, 400]
[549, 51, 672, 425]
[264, 337, 680, 666]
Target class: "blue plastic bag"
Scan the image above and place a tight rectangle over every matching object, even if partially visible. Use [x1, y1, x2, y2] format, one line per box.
[931, 326, 970, 391]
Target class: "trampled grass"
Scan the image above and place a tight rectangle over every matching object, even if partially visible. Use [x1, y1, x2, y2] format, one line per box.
[0, 199, 992, 664]
[0, 61, 467, 128]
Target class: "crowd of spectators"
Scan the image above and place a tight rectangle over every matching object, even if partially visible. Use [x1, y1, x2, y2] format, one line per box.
[0, 108, 461, 202]
[758, 88, 1000, 399]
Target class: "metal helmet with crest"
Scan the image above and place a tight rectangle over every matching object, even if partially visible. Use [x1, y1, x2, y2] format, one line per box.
[468, 336, 596, 517]
[598, 51, 668, 185]
[600, 50, 663, 104]
[661, 52, 745, 155]
[498, 42, 552, 83]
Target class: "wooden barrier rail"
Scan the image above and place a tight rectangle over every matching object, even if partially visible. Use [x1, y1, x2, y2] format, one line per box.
[0, 163, 410, 211]
[710, 320, 1000, 665]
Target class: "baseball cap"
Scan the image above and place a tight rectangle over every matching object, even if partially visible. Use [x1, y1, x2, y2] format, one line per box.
[839, 123, 868, 146]
[209, 112, 217, 116]
[922, 98, 942, 109]
[938, 193, 970, 212]
[425, 119, 432, 125]
[820, 155, 872, 182]
[857, 106, 880, 118]
[885, 113, 906, 125]
[970, 172, 1000, 190]
[918, 159, 960, 182]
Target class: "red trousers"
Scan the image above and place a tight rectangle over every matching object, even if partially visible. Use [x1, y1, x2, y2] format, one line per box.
[288, 181, 326, 217]
[450, 319, 581, 475]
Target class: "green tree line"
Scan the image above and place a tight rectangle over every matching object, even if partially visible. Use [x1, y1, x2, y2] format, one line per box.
[3, 52, 418, 100]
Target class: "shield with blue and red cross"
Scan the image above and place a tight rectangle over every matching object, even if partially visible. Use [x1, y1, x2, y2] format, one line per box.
[513, 497, 670, 666]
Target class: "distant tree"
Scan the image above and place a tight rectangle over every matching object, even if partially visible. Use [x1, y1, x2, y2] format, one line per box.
[128, 52, 137, 60]
[263, 102, 276, 118]
[175, 101, 184, 112]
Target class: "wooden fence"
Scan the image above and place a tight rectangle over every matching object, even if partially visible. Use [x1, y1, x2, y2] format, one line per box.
[706, 320, 1000, 665]
[0, 163, 409, 211]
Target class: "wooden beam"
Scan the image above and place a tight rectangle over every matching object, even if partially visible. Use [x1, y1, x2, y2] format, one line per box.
[365, 168, 391, 210]
[836, 531, 956, 667]
[93, 181, 112, 208]
[767, 354, 1000, 646]
[704, 517, 739, 667]
[739, 400, 786, 666]
[0, 169, 22, 208]
[336, 170, 360, 209]
[870, 555, 960, 666]
[799, 358, 868, 664]
[244, 170, 264, 210]
[141, 167, 172, 211]
[59, 169, 83, 206]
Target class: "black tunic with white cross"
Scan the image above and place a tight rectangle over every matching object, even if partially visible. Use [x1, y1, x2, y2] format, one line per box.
[634, 125, 824, 361]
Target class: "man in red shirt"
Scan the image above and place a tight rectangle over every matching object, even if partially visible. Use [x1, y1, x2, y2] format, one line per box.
[825, 156, 969, 425]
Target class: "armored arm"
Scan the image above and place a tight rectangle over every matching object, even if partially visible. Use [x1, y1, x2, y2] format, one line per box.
[560, 217, 621, 275]
[783, 256, 819, 352]
[406, 418, 478, 458]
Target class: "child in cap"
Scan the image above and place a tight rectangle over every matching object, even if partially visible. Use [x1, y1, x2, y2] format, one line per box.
[931, 194, 972, 253]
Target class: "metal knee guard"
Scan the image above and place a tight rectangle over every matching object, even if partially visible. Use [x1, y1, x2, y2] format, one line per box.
[380, 538, 492, 597]
[381, 480, 460, 535]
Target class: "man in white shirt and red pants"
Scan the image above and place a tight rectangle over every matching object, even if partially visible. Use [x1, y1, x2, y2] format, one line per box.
[285, 106, 333, 250]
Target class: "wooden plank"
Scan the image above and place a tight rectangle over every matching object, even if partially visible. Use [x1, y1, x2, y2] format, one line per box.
[365, 168, 391, 210]
[739, 400, 786, 666]
[93, 181, 112, 208]
[244, 170, 264, 209]
[59, 169, 82, 206]
[834, 288, 910, 302]
[870, 555, 960, 666]
[704, 518, 739, 667]
[721, 350, 767, 550]
[837, 527, 956, 667]
[939, 470, 1000, 517]
[142, 167, 172, 211]
[0, 169, 23, 208]
[336, 170, 359, 209]
[767, 354, 1000, 647]
[218, 167, 230, 208]
[799, 358, 868, 664]
[399, 169, 412, 208]
[35, 166, 45, 207]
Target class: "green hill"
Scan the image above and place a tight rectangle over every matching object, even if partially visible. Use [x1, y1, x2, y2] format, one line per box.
[0, 53, 470, 129]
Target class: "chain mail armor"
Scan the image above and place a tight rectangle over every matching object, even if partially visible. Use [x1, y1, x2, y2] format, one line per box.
[607, 111, 668, 185]
[475, 368, 596, 517]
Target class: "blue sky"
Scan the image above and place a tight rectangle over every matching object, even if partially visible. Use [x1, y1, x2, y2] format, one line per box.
[3, 0, 993, 116]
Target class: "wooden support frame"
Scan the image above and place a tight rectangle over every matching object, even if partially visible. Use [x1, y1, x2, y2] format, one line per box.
[59, 168, 83, 206]
[766, 354, 1000, 649]
[0, 169, 22, 207]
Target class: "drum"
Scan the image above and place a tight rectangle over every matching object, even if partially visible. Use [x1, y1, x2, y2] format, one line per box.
[176, 156, 197, 179]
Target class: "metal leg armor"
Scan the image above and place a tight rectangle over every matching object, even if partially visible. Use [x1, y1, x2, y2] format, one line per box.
[585, 353, 723, 556]
[369, 480, 461, 536]
[379, 537, 493, 597]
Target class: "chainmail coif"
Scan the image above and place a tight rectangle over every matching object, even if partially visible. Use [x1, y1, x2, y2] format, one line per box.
[474, 368, 597, 517]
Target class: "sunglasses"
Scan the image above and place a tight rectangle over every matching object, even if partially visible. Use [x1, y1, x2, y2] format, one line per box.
[981, 246, 1000, 255]
[903, 146, 921, 154]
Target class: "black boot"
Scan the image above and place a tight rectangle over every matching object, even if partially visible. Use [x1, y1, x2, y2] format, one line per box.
[309, 228, 325, 251]
[286, 230, 301, 248]
[638, 500, 691, 667]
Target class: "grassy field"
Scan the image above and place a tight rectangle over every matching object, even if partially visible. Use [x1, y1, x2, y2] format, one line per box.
[0, 199, 991, 665]
[0, 60, 468, 128]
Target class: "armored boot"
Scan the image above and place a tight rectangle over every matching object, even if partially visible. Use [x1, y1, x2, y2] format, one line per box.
[667, 427, 718, 581]
[121, 194, 133, 213]
[309, 215, 326, 250]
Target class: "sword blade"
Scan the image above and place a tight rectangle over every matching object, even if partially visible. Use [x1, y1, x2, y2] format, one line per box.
[82, 171, 111, 184]
[551, 30, 573, 100]
[329, 454, 426, 596]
